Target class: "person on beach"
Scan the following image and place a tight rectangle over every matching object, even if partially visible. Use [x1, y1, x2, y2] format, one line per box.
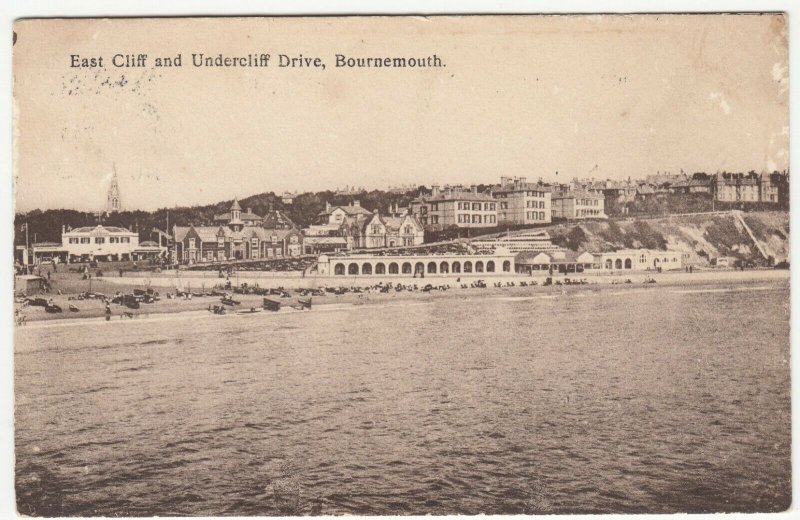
[105, 304, 111, 321]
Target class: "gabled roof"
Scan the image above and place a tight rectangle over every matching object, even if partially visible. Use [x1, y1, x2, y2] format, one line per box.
[262, 209, 297, 229]
[68, 225, 133, 235]
[318, 204, 374, 218]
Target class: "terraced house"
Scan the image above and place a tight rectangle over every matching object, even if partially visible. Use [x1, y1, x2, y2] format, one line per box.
[494, 176, 552, 225]
[411, 185, 497, 229]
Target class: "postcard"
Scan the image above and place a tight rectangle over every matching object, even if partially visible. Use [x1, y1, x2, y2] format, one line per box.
[12, 15, 790, 516]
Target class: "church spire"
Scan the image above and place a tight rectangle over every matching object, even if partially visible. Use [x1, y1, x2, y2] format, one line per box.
[107, 166, 122, 213]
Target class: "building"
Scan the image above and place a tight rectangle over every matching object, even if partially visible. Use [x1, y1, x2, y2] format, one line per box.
[593, 249, 685, 271]
[714, 173, 761, 203]
[516, 250, 596, 274]
[61, 225, 141, 262]
[363, 212, 424, 248]
[318, 201, 374, 225]
[213, 199, 263, 226]
[173, 200, 303, 264]
[281, 191, 296, 205]
[551, 190, 606, 220]
[14, 275, 45, 295]
[316, 247, 516, 277]
[493, 177, 552, 225]
[471, 230, 564, 253]
[411, 186, 498, 229]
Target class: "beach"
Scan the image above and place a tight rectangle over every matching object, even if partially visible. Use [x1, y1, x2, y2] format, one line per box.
[14, 268, 789, 324]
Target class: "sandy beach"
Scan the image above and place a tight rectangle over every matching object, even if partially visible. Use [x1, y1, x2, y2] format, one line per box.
[14, 268, 789, 324]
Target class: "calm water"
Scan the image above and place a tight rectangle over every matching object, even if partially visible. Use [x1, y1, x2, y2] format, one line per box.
[15, 282, 791, 515]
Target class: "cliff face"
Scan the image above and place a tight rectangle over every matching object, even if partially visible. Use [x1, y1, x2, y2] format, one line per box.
[548, 211, 789, 266]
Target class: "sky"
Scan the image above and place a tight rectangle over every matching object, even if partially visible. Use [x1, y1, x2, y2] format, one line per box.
[12, 14, 789, 212]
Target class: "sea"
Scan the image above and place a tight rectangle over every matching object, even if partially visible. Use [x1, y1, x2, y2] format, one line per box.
[14, 281, 791, 515]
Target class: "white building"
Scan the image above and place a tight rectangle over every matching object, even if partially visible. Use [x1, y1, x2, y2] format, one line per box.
[593, 249, 686, 271]
[62, 225, 141, 262]
[316, 248, 516, 277]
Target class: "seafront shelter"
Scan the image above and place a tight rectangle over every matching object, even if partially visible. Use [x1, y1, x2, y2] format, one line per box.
[316, 247, 516, 277]
[515, 251, 596, 274]
[593, 249, 685, 271]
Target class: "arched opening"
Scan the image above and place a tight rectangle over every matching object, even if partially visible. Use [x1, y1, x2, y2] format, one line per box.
[615, 259, 622, 269]
[375, 263, 386, 275]
[389, 262, 399, 274]
[475, 261, 485, 273]
[414, 262, 425, 275]
[605, 259, 613, 269]
[334, 263, 345, 275]
[362, 263, 373, 275]
[486, 261, 495, 272]
[452, 261, 461, 273]
[348, 263, 359, 275]
[624, 258, 632, 269]
[503, 260, 511, 272]
[427, 261, 437, 274]
[464, 261, 473, 273]
[439, 261, 449, 274]
[402, 262, 412, 274]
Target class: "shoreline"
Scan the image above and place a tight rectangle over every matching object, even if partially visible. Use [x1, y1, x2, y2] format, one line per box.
[15, 268, 789, 325]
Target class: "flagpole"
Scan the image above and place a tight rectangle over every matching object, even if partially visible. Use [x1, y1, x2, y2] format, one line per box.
[25, 220, 30, 274]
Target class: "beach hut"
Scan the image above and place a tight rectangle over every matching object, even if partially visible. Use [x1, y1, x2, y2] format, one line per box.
[15, 275, 45, 295]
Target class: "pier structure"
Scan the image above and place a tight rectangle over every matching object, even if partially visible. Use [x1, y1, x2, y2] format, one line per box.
[316, 247, 515, 277]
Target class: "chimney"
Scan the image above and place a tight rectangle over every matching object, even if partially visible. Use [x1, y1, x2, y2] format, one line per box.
[432, 184, 440, 196]
[61, 225, 65, 235]
[519, 176, 527, 185]
[246, 207, 251, 215]
[471, 185, 478, 194]
[500, 176, 509, 186]
[325, 201, 331, 212]
[353, 200, 361, 208]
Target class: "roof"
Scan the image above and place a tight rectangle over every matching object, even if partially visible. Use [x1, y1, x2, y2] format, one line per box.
[139, 240, 160, 247]
[551, 190, 603, 200]
[262, 209, 297, 229]
[422, 190, 495, 202]
[214, 210, 262, 222]
[318, 204, 374, 217]
[304, 236, 348, 245]
[230, 199, 242, 211]
[516, 250, 593, 264]
[494, 183, 552, 194]
[68, 225, 134, 235]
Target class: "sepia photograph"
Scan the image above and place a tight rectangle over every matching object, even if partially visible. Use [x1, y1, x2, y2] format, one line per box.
[9, 11, 792, 517]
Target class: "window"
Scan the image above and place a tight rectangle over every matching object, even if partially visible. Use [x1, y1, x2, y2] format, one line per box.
[251, 238, 258, 248]
[290, 235, 298, 243]
[69, 238, 78, 244]
[404, 225, 412, 234]
[218, 237, 224, 247]
[95, 237, 105, 244]
[472, 203, 480, 211]
[81, 237, 90, 244]
[188, 238, 195, 249]
[121, 237, 130, 243]
[271, 235, 278, 244]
